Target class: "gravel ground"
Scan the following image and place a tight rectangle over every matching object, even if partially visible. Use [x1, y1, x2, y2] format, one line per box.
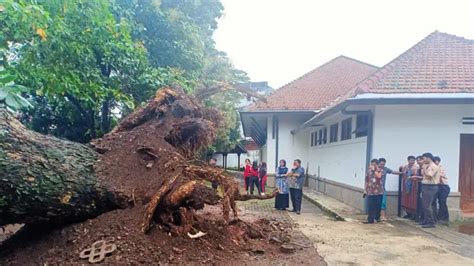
[291, 198, 474, 265]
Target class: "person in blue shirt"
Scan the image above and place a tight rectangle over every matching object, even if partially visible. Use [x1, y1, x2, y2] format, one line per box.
[378, 158, 401, 221]
[286, 159, 305, 215]
[274, 159, 289, 210]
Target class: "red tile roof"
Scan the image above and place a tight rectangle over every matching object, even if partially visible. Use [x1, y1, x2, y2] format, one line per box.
[356, 31, 474, 94]
[307, 31, 474, 120]
[245, 56, 379, 111]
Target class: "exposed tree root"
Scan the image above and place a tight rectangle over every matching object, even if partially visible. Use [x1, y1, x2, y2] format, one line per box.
[1, 85, 271, 236]
[141, 173, 180, 233]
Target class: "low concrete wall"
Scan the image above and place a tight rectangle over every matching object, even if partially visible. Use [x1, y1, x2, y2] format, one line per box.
[228, 171, 276, 188]
[266, 174, 276, 187]
[308, 176, 366, 212]
[446, 193, 462, 220]
[308, 176, 464, 219]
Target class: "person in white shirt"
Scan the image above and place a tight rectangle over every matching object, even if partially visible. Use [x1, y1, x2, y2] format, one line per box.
[432, 156, 450, 224]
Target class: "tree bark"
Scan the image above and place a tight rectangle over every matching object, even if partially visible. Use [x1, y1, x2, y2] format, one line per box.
[0, 108, 127, 226]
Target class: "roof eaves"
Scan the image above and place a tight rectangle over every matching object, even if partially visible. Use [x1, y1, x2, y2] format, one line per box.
[240, 109, 320, 114]
[304, 92, 474, 127]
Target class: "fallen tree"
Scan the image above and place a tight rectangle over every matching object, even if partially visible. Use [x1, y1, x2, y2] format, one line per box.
[0, 86, 275, 235]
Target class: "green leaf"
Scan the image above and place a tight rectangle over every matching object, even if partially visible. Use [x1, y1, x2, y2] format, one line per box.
[0, 87, 7, 100]
[12, 93, 33, 108]
[0, 73, 15, 84]
[4, 93, 20, 110]
[10, 84, 29, 92]
[3, 92, 31, 110]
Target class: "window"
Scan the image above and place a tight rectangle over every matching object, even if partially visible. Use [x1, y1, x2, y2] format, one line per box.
[318, 129, 323, 145]
[355, 114, 369, 137]
[271, 116, 276, 139]
[330, 123, 338, 143]
[322, 127, 327, 144]
[310, 131, 319, 147]
[341, 118, 352, 141]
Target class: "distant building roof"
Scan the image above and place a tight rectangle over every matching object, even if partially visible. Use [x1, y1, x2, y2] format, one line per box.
[245, 56, 379, 111]
[239, 81, 274, 94]
[242, 139, 259, 151]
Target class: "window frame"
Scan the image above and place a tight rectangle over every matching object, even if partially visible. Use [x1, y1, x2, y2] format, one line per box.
[318, 129, 323, 145]
[322, 127, 328, 144]
[355, 114, 369, 138]
[341, 118, 353, 141]
[314, 131, 318, 146]
[330, 123, 339, 143]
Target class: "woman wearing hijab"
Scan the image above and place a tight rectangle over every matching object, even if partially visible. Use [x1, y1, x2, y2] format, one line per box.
[274, 159, 289, 210]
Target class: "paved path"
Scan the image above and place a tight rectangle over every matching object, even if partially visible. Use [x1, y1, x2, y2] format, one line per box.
[291, 190, 474, 265]
[239, 198, 325, 265]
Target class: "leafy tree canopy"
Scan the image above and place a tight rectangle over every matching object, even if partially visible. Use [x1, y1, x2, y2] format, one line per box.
[1, 0, 248, 150]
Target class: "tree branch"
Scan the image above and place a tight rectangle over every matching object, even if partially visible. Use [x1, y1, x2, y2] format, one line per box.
[194, 83, 267, 103]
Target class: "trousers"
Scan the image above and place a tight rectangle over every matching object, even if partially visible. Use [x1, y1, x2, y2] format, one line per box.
[250, 176, 260, 195]
[432, 184, 450, 222]
[422, 184, 439, 225]
[367, 194, 383, 223]
[290, 188, 302, 212]
[244, 176, 250, 191]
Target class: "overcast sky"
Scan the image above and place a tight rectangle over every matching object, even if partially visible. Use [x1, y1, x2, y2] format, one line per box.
[213, 0, 474, 89]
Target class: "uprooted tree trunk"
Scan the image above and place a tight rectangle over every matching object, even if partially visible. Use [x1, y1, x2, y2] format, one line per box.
[0, 86, 274, 235]
[0, 110, 128, 226]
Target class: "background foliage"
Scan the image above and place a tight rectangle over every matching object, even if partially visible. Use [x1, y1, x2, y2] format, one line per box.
[1, 0, 247, 150]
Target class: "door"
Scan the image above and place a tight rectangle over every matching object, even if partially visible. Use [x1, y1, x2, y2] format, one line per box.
[459, 134, 474, 213]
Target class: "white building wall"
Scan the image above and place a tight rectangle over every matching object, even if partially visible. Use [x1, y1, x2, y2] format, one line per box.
[213, 154, 225, 167]
[214, 153, 237, 168]
[260, 144, 268, 166]
[256, 113, 327, 174]
[293, 129, 309, 170]
[304, 112, 368, 189]
[275, 114, 311, 173]
[373, 104, 474, 192]
[215, 152, 259, 169]
[246, 150, 260, 164]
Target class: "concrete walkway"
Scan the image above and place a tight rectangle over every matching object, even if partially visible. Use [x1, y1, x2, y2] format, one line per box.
[290, 189, 474, 265]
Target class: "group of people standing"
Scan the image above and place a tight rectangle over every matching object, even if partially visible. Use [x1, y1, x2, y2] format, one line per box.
[408, 154, 450, 227]
[364, 152, 449, 228]
[243, 159, 268, 195]
[244, 159, 305, 215]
